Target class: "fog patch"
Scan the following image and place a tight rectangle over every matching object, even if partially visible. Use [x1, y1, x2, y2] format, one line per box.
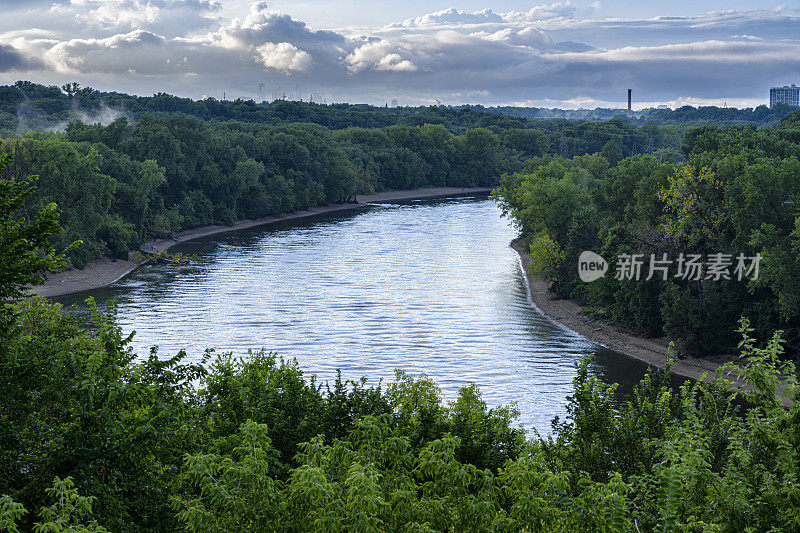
[11, 99, 132, 135]
[46, 103, 130, 133]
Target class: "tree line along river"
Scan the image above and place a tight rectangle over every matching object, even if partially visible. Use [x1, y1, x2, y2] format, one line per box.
[55, 195, 650, 435]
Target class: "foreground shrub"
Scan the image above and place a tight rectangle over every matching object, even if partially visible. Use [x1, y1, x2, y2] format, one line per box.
[2, 298, 799, 531]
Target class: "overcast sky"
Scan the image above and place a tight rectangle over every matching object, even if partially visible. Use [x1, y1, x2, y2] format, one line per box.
[1, 0, 798, 108]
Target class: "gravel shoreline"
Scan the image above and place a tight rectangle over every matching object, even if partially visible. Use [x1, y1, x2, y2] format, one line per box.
[509, 238, 781, 396]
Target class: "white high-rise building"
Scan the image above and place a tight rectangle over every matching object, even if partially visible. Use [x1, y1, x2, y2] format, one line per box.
[770, 84, 800, 107]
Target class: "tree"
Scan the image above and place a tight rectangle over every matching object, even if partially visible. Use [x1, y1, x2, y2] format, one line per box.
[657, 165, 729, 251]
[0, 477, 107, 533]
[230, 158, 263, 216]
[0, 154, 75, 318]
[133, 159, 167, 235]
[34, 477, 108, 533]
[526, 231, 566, 285]
[501, 128, 550, 158]
[174, 421, 283, 531]
[600, 140, 624, 166]
[61, 82, 81, 98]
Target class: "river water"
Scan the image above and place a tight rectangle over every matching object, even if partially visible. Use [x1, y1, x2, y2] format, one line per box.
[56, 195, 651, 435]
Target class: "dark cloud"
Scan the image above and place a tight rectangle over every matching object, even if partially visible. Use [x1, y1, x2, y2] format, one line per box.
[0, 43, 41, 72]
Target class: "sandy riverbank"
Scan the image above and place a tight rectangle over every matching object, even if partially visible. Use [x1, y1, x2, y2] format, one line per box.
[32, 187, 492, 298]
[510, 239, 770, 392]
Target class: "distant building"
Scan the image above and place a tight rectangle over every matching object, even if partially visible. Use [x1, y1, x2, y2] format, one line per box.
[770, 84, 800, 107]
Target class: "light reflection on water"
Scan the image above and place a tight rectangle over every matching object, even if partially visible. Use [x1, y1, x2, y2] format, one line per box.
[56, 196, 652, 435]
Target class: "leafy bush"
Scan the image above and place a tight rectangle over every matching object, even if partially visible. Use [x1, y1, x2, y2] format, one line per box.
[2, 294, 799, 531]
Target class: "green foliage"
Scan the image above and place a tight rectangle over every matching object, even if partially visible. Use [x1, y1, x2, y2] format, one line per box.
[174, 421, 283, 532]
[0, 82, 688, 270]
[33, 477, 107, 533]
[0, 138, 112, 267]
[1, 293, 799, 531]
[0, 478, 106, 533]
[495, 118, 800, 355]
[0, 495, 25, 533]
[481, 102, 797, 128]
[0, 153, 74, 329]
[600, 140, 623, 166]
[96, 214, 135, 259]
[729, 317, 797, 408]
[526, 231, 566, 283]
[2, 116, 518, 266]
[4, 81, 800, 531]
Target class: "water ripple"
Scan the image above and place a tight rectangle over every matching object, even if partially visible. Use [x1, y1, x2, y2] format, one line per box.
[57, 197, 649, 435]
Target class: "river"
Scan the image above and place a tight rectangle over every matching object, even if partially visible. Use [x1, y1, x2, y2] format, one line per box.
[55, 195, 650, 435]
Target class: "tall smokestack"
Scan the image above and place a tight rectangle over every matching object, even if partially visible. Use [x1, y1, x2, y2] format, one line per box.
[627, 89, 632, 118]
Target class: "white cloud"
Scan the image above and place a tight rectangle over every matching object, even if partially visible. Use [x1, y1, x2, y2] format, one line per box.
[346, 41, 418, 72]
[49, 0, 222, 37]
[211, 2, 344, 50]
[374, 53, 416, 72]
[0, 28, 59, 40]
[345, 30, 540, 78]
[80, 2, 161, 29]
[519, 2, 578, 21]
[0, 43, 42, 71]
[43, 30, 168, 74]
[1, 2, 799, 107]
[256, 41, 311, 72]
[475, 26, 554, 49]
[394, 8, 504, 28]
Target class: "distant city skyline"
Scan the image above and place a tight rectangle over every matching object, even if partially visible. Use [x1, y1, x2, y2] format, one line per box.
[1, 1, 799, 108]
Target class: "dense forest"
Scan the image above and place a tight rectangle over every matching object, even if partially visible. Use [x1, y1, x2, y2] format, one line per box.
[2, 81, 531, 133]
[494, 111, 800, 358]
[5, 81, 795, 136]
[3, 81, 800, 530]
[480, 102, 798, 126]
[0, 81, 682, 268]
[1, 162, 799, 531]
